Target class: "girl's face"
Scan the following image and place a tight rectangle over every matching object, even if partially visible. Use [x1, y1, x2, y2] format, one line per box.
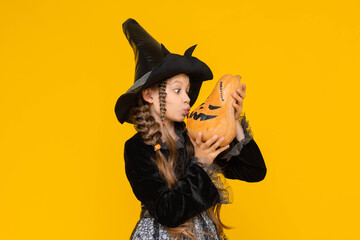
[143, 73, 191, 124]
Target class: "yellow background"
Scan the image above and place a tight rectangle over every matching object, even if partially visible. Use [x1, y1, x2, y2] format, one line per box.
[1, 0, 359, 239]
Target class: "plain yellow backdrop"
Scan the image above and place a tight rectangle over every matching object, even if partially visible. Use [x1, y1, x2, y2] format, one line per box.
[1, 0, 359, 239]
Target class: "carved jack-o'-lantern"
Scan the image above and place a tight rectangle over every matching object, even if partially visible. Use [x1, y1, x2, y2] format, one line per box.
[187, 74, 242, 147]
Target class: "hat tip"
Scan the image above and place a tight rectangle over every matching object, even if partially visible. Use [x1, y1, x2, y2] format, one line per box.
[122, 18, 138, 29]
[184, 44, 197, 57]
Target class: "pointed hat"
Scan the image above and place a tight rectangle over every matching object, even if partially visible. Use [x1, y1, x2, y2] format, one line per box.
[115, 18, 213, 124]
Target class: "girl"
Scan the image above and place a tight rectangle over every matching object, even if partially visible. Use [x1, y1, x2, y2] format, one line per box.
[115, 18, 267, 240]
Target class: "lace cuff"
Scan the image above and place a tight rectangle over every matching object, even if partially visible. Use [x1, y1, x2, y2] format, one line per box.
[194, 159, 233, 204]
[218, 113, 254, 162]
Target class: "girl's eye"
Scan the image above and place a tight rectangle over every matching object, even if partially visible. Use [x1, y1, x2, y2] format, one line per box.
[174, 88, 190, 95]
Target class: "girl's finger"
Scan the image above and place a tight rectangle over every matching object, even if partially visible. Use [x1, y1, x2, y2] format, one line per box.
[236, 88, 246, 99]
[239, 88, 246, 99]
[232, 101, 240, 111]
[204, 134, 219, 148]
[211, 136, 224, 151]
[195, 132, 202, 145]
[214, 144, 230, 156]
[233, 91, 243, 102]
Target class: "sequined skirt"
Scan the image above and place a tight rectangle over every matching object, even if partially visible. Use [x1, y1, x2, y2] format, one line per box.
[130, 206, 227, 240]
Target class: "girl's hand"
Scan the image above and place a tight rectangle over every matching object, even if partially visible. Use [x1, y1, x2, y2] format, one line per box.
[188, 132, 230, 167]
[232, 83, 246, 119]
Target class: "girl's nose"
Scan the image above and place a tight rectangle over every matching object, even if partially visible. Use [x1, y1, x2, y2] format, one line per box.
[184, 93, 190, 103]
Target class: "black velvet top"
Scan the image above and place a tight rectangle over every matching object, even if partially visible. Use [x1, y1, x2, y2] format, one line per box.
[124, 114, 266, 228]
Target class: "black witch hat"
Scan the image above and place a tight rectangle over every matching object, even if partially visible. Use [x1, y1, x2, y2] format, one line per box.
[114, 18, 213, 124]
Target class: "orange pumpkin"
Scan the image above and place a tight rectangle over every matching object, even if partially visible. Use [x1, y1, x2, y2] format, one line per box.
[187, 74, 242, 147]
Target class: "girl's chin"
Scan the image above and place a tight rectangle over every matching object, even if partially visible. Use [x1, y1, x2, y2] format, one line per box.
[163, 112, 187, 123]
[168, 115, 186, 123]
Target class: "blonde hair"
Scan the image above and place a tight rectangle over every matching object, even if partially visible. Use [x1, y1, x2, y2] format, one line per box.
[128, 80, 231, 239]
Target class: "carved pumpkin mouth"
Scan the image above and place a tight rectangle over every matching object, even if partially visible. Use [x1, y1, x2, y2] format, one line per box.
[188, 103, 221, 121]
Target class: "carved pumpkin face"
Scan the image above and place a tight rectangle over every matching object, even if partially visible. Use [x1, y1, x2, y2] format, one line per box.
[187, 74, 242, 147]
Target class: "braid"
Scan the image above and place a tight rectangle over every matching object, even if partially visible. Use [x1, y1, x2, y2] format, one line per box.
[158, 80, 167, 124]
[129, 97, 161, 146]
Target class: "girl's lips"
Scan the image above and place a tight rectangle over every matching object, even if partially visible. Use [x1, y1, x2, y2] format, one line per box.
[184, 106, 190, 115]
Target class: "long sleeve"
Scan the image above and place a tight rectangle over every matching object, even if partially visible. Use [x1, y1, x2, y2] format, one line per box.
[124, 135, 220, 228]
[214, 114, 267, 182]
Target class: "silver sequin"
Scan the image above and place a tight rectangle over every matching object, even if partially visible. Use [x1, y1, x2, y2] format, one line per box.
[130, 211, 227, 240]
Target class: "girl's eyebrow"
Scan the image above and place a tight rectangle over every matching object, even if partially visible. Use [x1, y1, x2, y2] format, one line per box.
[172, 80, 190, 89]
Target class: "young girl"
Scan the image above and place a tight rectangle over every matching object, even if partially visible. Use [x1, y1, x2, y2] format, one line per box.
[115, 18, 267, 240]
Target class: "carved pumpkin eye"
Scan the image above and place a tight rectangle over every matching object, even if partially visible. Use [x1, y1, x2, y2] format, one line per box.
[208, 105, 221, 110]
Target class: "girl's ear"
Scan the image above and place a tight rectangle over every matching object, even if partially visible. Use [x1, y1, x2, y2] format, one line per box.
[142, 88, 154, 104]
